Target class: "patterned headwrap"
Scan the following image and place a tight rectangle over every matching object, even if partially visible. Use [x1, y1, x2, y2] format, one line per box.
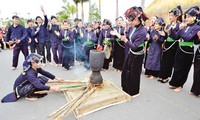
[23, 53, 43, 72]
[124, 6, 148, 21]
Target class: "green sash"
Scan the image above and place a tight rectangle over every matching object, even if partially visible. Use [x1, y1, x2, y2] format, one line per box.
[166, 37, 175, 42]
[62, 38, 67, 41]
[116, 38, 120, 41]
[179, 42, 193, 47]
[84, 41, 94, 45]
[77, 36, 82, 41]
[103, 39, 111, 45]
[139, 43, 144, 47]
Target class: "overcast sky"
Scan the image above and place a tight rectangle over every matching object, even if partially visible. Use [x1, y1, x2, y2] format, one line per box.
[0, 0, 154, 22]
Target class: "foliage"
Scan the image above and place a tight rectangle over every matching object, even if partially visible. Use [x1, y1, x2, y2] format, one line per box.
[89, 3, 101, 22]
[56, 2, 76, 21]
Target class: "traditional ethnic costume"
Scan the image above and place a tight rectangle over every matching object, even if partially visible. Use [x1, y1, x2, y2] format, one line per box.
[121, 6, 148, 96]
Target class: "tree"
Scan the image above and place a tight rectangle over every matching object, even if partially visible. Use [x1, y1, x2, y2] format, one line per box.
[80, 0, 89, 21]
[73, 0, 81, 18]
[89, 3, 101, 22]
[89, 0, 91, 21]
[99, 0, 101, 19]
[56, 10, 70, 21]
[62, 0, 80, 19]
[57, 2, 76, 21]
[116, 0, 119, 18]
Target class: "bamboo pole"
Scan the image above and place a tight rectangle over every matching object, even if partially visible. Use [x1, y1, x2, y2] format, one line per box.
[48, 97, 79, 118]
[56, 87, 96, 120]
[47, 79, 88, 83]
[34, 84, 88, 94]
[34, 86, 87, 94]
[49, 87, 91, 119]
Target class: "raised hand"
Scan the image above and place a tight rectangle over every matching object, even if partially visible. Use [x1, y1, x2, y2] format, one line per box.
[40, 5, 46, 15]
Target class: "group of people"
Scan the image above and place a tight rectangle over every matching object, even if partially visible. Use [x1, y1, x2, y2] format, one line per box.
[1, 5, 200, 102]
[109, 5, 200, 98]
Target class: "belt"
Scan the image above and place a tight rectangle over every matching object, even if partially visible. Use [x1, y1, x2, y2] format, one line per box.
[130, 48, 144, 55]
[179, 42, 193, 47]
[116, 38, 120, 41]
[84, 41, 94, 45]
[62, 38, 67, 41]
[77, 36, 81, 41]
[103, 39, 111, 45]
[166, 37, 175, 42]
[138, 43, 144, 47]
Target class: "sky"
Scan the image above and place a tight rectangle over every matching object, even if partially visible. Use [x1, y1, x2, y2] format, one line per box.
[0, 0, 154, 22]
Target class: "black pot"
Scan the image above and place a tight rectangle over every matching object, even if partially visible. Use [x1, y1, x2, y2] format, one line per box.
[89, 50, 104, 71]
[89, 50, 105, 85]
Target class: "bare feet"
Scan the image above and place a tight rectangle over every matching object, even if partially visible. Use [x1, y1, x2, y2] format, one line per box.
[25, 97, 38, 101]
[189, 92, 200, 97]
[145, 75, 150, 78]
[169, 86, 176, 89]
[173, 87, 182, 92]
[149, 76, 156, 80]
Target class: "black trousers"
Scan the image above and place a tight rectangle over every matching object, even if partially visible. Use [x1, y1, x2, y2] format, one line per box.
[30, 44, 39, 54]
[38, 42, 51, 63]
[159, 42, 178, 79]
[12, 45, 29, 67]
[169, 47, 194, 87]
[113, 41, 125, 71]
[191, 49, 200, 96]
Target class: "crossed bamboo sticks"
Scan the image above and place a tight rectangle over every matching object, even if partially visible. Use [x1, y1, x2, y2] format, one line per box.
[48, 84, 96, 120]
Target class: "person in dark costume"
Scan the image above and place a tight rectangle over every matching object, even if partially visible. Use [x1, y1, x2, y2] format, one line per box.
[1, 53, 63, 102]
[144, 16, 157, 78]
[73, 19, 85, 63]
[112, 16, 126, 72]
[190, 6, 200, 97]
[144, 17, 167, 80]
[82, 23, 97, 70]
[158, 6, 183, 83]
[5, 15, 29, 70]
[32, 6, 51, 65]
[97, 19, 114, 70]
[26, 19, 39, 53]
[169, 7, 200, 92]
[60, 21, 74, 70]
[48, 16, 62, 66]
[112, 6, 148, 97]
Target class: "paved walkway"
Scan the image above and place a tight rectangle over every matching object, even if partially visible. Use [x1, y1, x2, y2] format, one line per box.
[0, 49, 200, 120]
